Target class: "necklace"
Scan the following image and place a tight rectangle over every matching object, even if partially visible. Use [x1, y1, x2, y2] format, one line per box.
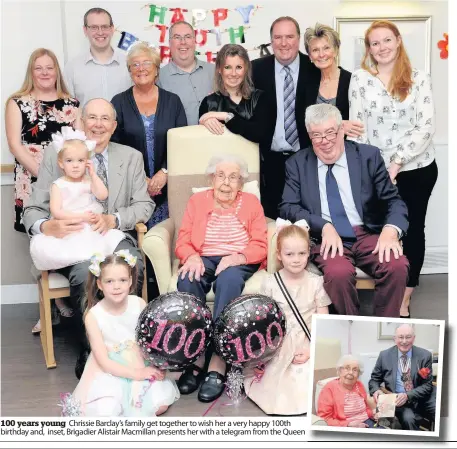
[320, 68, 340, 85]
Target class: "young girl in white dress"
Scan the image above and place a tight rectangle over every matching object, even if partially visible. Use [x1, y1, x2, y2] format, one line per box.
[30, 128, 125, 331]
[65, 251, 180, 416]
[244, 219, 331, 415]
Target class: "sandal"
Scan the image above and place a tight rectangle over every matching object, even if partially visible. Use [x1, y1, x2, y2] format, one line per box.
[32, 319, 41, 334]
[57, 305, 74, 318]
[31, 310, 61, 334]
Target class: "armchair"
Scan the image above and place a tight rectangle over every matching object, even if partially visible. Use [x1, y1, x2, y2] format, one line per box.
[142, 125, 277, 309]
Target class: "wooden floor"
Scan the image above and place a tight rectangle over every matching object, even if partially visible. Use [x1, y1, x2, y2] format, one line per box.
[1, 274, 448, 417]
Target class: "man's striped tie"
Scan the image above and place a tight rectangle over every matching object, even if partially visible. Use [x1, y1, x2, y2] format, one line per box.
[283, 65, 298, 148]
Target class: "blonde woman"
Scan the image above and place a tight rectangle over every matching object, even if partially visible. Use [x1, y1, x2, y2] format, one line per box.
[304, 23, 363, 138]
[111, 42, 187, 229]
[349, 21, 438, 318]
[5, 48, 79, 233]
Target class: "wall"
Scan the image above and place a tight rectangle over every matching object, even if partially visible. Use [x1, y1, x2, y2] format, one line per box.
[0, 0, 449, 293]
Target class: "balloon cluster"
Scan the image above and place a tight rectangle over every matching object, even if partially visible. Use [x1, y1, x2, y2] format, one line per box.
[136, 291, 286, 371]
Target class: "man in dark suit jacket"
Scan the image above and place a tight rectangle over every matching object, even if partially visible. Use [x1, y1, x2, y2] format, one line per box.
[280, 103, 409, 317]
[369, 324, 436, 430]
[251, 16, 320, 219]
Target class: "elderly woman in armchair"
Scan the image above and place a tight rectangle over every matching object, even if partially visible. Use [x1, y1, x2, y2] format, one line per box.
[318, 354, 379, 428]
[176, 154, 267, 403]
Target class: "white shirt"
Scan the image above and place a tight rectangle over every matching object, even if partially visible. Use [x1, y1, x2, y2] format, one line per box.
[64, 48, 132, 107]
[271, 54, 301, 152]
[348, 68, 435, 172]
[317, 152, 363, 226]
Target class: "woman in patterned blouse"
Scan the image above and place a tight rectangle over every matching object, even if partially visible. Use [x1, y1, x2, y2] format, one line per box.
[348, 21, 438, 318]
[5, 48, 79, 233]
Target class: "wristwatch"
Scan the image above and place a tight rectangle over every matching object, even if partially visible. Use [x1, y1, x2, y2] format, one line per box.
[161, 168, 168, 174]
[225, 113, 234, 123]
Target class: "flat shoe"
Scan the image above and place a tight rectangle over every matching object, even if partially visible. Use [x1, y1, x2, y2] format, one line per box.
[177, 364, 204, 395]
[198, 371, 226, 403]
[58, 306, 74, 318]
[32, 319, 41, 334]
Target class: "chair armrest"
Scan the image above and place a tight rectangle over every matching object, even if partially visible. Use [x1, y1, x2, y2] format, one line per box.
[266, 217, 279, 274]
[143, 218, 175, 294]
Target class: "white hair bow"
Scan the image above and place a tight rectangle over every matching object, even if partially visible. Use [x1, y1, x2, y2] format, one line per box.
[276, 217, 310, 231]
[51, 126, 96, 153]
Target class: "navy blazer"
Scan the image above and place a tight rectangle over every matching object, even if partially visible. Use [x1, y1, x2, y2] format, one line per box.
[368, 345, 434, 404]
[251, 52, 321, 153]
[279, 141, 409, 240]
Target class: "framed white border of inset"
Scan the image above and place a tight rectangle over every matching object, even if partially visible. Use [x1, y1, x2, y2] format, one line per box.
[334, 16, 432, 74]
[307, 315, 445, 438]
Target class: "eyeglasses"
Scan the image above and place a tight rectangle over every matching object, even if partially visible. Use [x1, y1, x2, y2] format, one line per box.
[84, 114, 113, 124]
[396, 335, 414, 341]
[171, 34, 194, 42]
[86, 25, 112, 32]
[341, 366, 359, 374]
[214, 172, 241, 184]
[310, 130, 339, 144]
[130, 61, 155, 71]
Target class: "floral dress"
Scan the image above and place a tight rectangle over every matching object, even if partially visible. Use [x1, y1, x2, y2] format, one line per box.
[12, 95, 79, 232]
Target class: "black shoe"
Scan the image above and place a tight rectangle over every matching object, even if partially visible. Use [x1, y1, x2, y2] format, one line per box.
[177, 364, 205, 395]
[198, 371, 226, 403]
[75, 349, 90, 380]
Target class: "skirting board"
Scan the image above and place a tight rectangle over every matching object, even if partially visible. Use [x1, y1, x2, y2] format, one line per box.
[1, 245, 448, 305]
[1, 284, 38, 305]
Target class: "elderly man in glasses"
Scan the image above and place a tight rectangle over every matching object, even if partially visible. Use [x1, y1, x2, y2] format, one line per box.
[280, 103, 409, 317]
[157, 21, 215, 125]
[369, 324, 436, 430]
[64, 7, 132, 107]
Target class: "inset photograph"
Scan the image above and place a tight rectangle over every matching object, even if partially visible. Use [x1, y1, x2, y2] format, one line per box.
[309, 316, 444, 436]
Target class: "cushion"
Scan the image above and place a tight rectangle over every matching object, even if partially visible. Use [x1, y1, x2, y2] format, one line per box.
[48, 272, 70, 289]
[192, 180, 261, 201]
[315, 377, 338, 414]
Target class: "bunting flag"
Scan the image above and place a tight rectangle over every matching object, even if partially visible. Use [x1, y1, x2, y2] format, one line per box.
[191, 9, 207, 27]
[195, 29, 208, 47]
[169, 7, 188, 23]
[159, 45, 171, 63]
[258, 42, 271, 57]
[205, 51, 218, 63]
[148, 4, 168, 24]
[210, 27, 223, 46]
[228, 26, 245, 44]
[155, 24, 168, 43]
[118, 31, 139, 51]
[235, 5, 254, 24]
[212, 8, 228, 27]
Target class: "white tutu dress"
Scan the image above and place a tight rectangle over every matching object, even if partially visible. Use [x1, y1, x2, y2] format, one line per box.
[69, 295, 180, 417]
[30, 177, 125, 270]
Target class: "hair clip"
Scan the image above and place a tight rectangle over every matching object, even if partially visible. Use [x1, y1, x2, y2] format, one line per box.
[115, 249, 137, 268]
[276, 217, 310, 231]
[88, 253, 106, 277]
[51, 126, 97, 154]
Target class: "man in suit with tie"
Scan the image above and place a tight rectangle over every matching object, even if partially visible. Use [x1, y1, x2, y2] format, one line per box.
[23, 98, 154, 377]
[369, 324, 436, 430]
[251, 16, 320, 219]
[280, 103, 409, 317]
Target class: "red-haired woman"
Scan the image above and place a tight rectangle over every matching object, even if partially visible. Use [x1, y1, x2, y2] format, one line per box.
[348, 20, 437, 318]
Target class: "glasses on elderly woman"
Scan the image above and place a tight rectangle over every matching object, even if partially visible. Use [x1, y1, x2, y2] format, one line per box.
[341, 365, 359, 374]
[214, 172, 241, 184]
[130, 61, 155, 71]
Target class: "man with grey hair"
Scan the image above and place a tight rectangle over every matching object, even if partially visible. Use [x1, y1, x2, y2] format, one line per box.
[369, 323, 436, 430]
[23, 98, 154, 379]
[280, 103, 409, 317]
[157, 21, 214, 125]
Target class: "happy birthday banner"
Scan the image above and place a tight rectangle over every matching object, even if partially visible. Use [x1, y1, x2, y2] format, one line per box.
[118, 4, 270, 63]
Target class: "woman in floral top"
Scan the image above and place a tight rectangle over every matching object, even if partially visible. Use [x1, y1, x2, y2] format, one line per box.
[348, 21, 438, 318]
[5, 48, 79, 233]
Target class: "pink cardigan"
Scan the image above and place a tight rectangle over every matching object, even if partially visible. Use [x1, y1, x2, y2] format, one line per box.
[175, 190, 267, 268]
[317, 379, 374, 427]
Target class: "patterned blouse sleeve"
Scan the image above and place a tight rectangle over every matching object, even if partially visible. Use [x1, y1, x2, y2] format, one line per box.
[393, 71, 435, 165]
[348, 72, 369, 144]
[314, 276, 332, 308]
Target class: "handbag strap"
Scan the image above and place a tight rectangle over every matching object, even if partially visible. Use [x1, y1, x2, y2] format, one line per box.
[274, 271, 312, 341]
